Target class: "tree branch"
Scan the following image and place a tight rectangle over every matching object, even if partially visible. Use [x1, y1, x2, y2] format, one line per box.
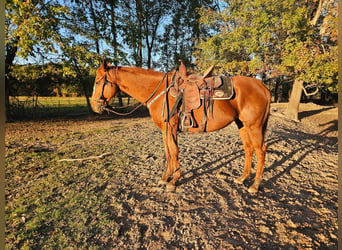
[302, 85, 319, 96]
[310, 0, 324, 26]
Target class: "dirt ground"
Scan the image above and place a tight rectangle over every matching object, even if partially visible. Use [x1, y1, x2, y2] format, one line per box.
[5, 102, 338, 249]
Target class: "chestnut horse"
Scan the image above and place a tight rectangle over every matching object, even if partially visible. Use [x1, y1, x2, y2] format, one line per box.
[91, 60, 270, 193]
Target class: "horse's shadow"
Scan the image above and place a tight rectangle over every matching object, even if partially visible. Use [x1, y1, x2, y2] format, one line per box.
[176, 126, 336, 191]
[177, 137, 283, 188]
[177, 150, 245, 186]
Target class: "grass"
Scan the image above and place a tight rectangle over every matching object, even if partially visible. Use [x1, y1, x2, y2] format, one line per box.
[12, 96, 90, 104]
[5, 123, 137, 249]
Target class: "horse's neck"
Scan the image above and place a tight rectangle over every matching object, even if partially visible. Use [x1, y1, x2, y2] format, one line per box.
[117, 68, 164, 103]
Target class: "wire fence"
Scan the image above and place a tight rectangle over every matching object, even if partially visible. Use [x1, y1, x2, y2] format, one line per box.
[9, 96, 90, 119]
[8, 96, 140, 120]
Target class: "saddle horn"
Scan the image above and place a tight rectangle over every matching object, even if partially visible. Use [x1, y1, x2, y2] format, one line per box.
[179, 59, 187, 78]
[202, 65, 215, 79]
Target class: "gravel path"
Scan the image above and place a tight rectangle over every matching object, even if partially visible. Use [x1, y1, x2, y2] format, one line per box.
[5, 103, 338, 249]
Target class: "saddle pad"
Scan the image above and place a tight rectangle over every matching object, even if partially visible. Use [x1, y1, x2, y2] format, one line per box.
[200, 76, 234, 100]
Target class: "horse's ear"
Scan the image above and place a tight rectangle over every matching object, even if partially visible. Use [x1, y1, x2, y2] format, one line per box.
[100, 59, 107, 71]
[100, 59, 111, 72]
[202, 65, 215, 79]
[179, 59, 187, 78]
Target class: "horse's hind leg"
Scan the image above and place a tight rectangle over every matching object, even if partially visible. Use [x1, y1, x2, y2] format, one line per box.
[234, 118, 267, 193]
[234, 123, 254, 184]
[246, 125, 266, 193]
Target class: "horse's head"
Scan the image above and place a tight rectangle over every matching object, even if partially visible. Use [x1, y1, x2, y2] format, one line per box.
[91, 60, 120, 114]
[176, 60, 215, 87]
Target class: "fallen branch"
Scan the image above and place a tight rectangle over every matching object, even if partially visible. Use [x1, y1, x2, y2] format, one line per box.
[58, 152, 112, 162]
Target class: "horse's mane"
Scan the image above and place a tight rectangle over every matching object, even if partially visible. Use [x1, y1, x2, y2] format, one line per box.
[109, 66, 166, 76]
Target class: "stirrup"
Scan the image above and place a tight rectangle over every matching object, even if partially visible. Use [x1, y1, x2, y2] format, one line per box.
[181, 113, 194, 129]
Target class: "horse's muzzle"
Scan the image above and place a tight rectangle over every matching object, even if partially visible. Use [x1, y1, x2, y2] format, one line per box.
[90, 98, 105, 114]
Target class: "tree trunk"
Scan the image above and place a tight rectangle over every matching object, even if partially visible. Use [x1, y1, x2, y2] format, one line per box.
[109, 1, 123, 105]
[146, 40, 152, 69]
[89, 0, 100, 54]
[5, 36, 20, 121]
[110, 2, 118, 65]
[274, 77, 279, 102]
[5, 79, 10, 122]
[285, 79, 304, 121]
[83, 84, 92, 113]
[71, 58, 93, 113]
[136, 0, 143, 67]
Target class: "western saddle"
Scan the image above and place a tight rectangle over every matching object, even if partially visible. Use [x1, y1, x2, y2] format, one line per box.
[168, 60, 234, 132]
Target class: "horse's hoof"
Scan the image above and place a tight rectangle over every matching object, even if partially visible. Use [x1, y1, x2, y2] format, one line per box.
[234, 177, 244, 184]
[166, 184, 176, 192]
[157, 180, 168, 186]
[247, 185, 259, 194]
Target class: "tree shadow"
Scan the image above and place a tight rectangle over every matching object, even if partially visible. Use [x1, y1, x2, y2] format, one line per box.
[298, 106, 334, 120]
[8, 105, 151, 122]
[262, 125, 337, 189]
[262, 146, 315, 189]
[317, 119, 338, 137]
[258, 129, 337, 248]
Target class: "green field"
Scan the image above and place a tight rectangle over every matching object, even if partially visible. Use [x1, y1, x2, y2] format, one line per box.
[12, 96, 88, 105]
[9, 96, 135, 119]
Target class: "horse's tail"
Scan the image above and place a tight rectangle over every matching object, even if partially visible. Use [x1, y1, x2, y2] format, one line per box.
[262, 86, 271, 137]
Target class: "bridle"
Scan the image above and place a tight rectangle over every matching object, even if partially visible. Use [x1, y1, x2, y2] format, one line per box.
[100, 73, 115, 101]
[92, 67, 171, 116]
[91, 70, 116, 105]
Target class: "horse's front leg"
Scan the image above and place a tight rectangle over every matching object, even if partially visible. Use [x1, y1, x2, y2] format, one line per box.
[159, 121, 180, 192]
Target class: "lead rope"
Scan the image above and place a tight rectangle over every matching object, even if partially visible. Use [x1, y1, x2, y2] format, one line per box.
[101, 102, 146, 116]
[165, 73, 170, 178]
[163, 72, 180, 180]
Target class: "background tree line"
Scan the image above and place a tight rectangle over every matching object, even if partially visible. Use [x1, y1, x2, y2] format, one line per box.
[5, 0, 337, 120]
[194, 0, 337, 120]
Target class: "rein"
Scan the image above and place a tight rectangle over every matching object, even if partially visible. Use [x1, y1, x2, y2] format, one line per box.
[100, 71, 169, 116]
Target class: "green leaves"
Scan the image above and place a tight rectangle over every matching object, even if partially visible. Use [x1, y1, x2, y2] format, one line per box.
[6, 0, 69, 60]
[5, 0, 337, 100]
[195, 0, 337, 92]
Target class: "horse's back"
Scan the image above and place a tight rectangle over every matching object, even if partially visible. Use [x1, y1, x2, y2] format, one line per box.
[233, 76, 269, 99]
